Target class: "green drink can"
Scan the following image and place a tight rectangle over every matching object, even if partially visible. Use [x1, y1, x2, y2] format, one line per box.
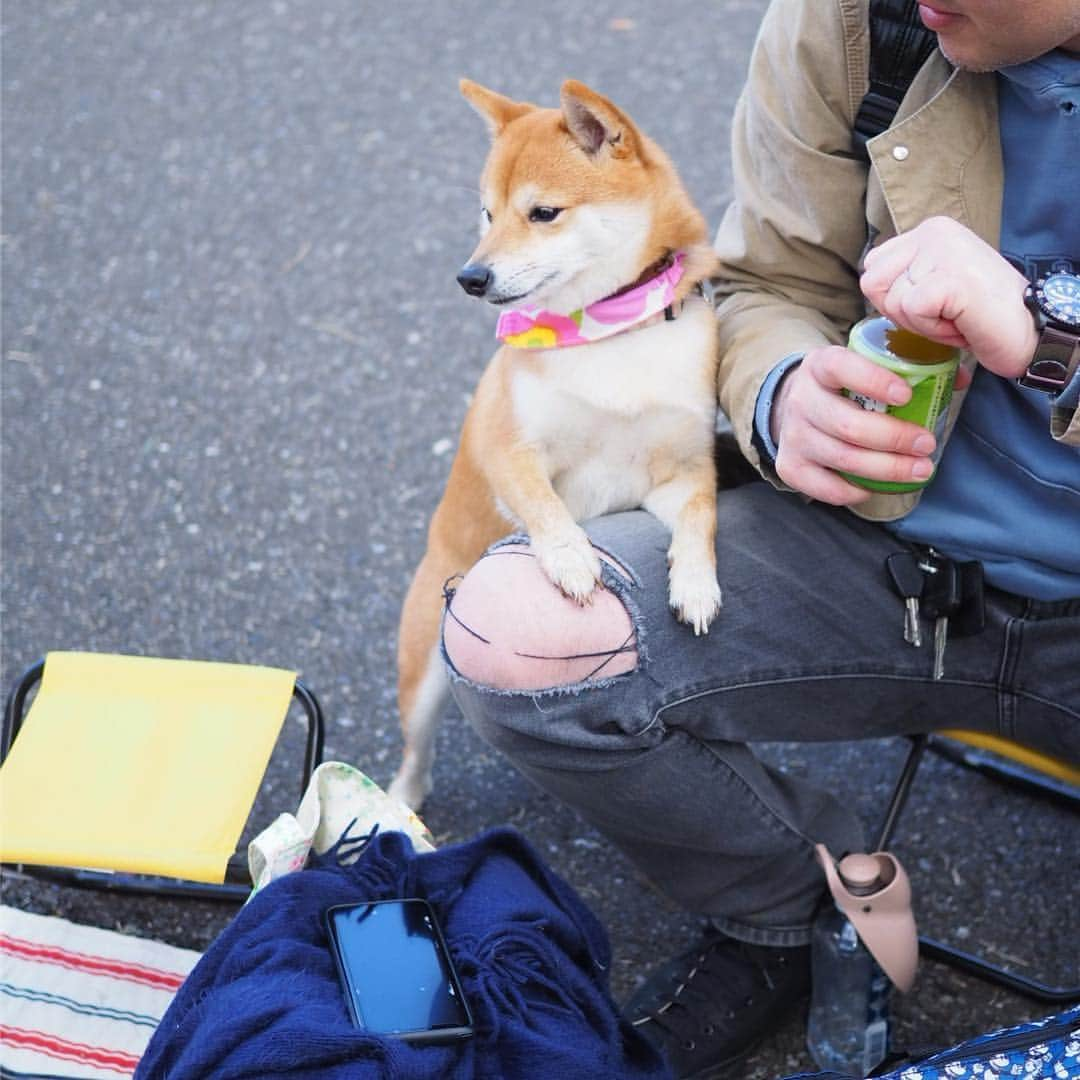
[840, 315, 960, 493]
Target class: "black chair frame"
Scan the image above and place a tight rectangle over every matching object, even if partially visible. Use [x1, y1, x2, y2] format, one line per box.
[877, 733, 1079, 1004]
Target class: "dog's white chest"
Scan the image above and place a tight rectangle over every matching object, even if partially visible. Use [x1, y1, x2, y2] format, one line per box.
[509, 304, 715, 521]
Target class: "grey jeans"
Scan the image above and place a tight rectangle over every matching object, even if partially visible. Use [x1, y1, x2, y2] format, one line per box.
[445, 483, 1080, 947]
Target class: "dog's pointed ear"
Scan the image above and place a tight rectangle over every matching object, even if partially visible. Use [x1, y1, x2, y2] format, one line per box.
[560, 80, 640, 159]
[460, 79, 536, 138]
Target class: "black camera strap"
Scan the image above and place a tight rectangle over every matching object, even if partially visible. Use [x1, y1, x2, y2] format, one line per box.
[853, 0, 939, 159]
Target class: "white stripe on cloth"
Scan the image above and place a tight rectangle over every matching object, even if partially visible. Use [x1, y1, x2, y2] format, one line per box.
[0, 905, 200, 1078]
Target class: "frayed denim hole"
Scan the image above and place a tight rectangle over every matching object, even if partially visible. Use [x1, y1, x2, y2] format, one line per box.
[485, 531, 641, 588]
[487, 532, 530, 554]
[598, 558, 648, 668]
[589, 538, 641, 587]
[440, 615, 464, 680]
[477, 528, 646, 665]
[439, 561, 645, 700]
[442, 650, 639, 700]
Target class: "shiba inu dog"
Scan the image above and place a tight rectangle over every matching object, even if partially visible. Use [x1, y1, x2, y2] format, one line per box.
[388, 79, 721, 810]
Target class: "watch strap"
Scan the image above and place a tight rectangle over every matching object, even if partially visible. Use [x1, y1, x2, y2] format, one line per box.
[1019, 325, 1080, 394]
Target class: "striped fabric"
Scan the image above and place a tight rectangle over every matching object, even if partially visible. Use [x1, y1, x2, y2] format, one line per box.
[0, 906, 199, 1078]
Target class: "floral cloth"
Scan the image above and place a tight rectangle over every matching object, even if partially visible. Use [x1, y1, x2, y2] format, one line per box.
[248, 761, 435, 893]
[496, 253, 685, 349]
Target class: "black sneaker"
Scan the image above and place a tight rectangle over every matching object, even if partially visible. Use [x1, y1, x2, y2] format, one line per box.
[623, 927, 811, 1079]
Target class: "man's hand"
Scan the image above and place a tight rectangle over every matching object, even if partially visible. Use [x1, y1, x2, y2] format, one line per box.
[860, 216, 1037, 379]
[771, 346, 938, 504]
[771, 217, 1039, 504]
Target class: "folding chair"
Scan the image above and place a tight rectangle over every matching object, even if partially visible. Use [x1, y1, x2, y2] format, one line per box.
[1, 651, 325, 902]
[876, 729, 1080, 1004]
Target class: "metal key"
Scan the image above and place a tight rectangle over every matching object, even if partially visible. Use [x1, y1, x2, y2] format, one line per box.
[885, 551, 924, 647]
[920, 553, 960, 680]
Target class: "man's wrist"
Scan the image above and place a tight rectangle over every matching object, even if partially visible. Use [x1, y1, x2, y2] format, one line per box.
[752, 352, 804, 466]
[1015, 311, 1043, 380]
[769, 369, 798, 447]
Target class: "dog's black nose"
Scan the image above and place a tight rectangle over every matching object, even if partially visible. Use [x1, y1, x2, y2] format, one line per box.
[457, 263, 492, 297]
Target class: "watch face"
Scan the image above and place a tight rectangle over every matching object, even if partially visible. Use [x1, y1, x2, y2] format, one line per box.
[1036, 272, 1080, 328]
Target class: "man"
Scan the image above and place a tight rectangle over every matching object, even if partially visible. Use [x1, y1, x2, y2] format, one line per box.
[441, 0, 1080, 1075]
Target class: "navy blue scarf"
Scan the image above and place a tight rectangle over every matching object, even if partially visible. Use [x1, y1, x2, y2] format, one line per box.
[136, 827, 671, 1079]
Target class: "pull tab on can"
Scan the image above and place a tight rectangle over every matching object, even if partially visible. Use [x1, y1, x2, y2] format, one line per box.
[816, 843, 919, 992]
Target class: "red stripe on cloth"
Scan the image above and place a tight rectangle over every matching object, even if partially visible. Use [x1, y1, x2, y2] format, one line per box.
[0, 934, 186, 990]
[0, 1024, 140, 1073]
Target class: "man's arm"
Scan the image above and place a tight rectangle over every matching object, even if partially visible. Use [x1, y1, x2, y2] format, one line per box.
[712, 0, 867, 471]
[712, 0, 940, 503]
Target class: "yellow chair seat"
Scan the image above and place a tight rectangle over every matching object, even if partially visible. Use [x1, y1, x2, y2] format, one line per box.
[0, 652, 297, 884]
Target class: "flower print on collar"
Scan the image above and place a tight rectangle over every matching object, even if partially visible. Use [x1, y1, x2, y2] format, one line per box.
[495, 252, 687, 350]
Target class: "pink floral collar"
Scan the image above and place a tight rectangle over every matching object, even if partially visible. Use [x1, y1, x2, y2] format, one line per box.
[496, 252, 686, 349]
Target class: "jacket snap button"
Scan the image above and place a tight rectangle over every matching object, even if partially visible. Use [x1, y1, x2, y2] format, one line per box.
[892, 145, 910, 161]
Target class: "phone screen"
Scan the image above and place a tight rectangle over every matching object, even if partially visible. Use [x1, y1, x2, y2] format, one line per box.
[326, 899, 471, 1040]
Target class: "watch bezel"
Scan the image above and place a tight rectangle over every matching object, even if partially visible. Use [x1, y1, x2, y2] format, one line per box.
[1028, 271, 1080, 333]
[1023, 281, 1048, 331]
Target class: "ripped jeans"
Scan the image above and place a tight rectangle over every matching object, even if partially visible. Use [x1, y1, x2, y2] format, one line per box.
[443, 483, 1080, 947]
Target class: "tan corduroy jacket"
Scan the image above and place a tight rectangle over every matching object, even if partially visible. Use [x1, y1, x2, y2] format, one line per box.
[713, 0, 1080, 523]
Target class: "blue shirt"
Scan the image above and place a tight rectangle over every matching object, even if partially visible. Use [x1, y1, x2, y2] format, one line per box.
[754, 51, 1080, 600]
[888, 49, 1080, 599]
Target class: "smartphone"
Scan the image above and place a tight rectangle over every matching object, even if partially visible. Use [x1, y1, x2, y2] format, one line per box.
[325, 898, 473, 1044]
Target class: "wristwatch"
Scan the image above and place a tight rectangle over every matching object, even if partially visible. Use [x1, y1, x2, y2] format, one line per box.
[1019, 271, 1080, 394]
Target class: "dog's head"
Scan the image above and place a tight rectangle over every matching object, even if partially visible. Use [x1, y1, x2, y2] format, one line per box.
[456, 79, 716, 314]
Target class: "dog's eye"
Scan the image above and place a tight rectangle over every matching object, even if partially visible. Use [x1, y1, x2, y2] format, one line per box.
[481, 207, 493, 224]
[528, 206, 562, 223]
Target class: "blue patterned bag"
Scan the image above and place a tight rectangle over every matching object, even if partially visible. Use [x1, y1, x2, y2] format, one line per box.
[788, 1004, 1080, 1080]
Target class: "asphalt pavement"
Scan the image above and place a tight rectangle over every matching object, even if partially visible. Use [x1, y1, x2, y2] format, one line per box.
[2, 2, 1076, 1077]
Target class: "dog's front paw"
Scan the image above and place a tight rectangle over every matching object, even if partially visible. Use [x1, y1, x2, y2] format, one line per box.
[668, 564, 722, 635]
[534, 528, 603, 604]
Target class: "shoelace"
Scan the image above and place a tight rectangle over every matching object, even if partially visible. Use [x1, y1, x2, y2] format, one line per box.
[631, 936, 777, 1048]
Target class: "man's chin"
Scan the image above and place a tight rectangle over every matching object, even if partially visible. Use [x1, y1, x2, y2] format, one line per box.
[937, 32, 1064, 72]
[940, 49, 999, 73]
